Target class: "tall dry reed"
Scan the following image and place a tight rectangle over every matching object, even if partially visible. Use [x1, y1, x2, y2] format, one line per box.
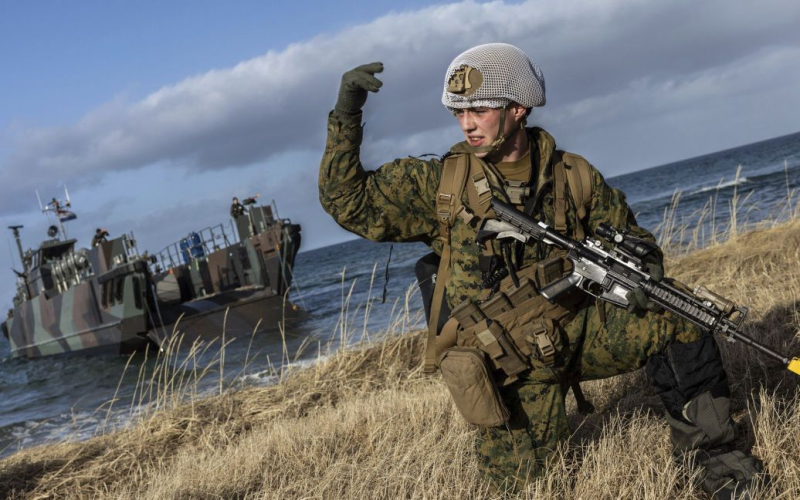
[1, 171, 799, 499]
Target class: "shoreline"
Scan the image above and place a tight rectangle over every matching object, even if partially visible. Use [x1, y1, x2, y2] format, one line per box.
[1, 219, 799, 498]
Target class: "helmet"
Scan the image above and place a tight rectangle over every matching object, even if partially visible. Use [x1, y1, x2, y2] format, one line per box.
[441, 43, 545, 111]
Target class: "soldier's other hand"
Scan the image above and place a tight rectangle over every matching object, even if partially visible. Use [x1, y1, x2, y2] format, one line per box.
[642, 253, 664, 282]
[334, 62, 384, 116]
[625, 287, 661, 316]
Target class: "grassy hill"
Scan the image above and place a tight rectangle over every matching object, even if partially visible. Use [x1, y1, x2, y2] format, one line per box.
[1, 220, 799, 499]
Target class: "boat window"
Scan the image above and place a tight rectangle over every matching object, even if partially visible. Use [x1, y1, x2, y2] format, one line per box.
[101, 281, 109, 308]
[133, 277, 142, 310]
[115, 277, 124, 303]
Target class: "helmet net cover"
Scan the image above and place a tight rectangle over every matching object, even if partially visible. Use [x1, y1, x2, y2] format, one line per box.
[442, 43, 545, 111]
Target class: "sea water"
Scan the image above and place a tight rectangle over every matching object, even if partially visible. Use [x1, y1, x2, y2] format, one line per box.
[1, 131, 798, 457]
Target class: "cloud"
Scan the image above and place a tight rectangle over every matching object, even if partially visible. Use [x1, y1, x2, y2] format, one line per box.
[548, 45, 800, 131]
[542, 44, 800, 172]
[2, 0, 800, 310]
[1, 0, 799, 217]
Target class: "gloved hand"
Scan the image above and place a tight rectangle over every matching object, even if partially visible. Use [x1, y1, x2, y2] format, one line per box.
[625, 253, 664, 315]
[641, 252, 664, 282]
[334, 62, 384, 116]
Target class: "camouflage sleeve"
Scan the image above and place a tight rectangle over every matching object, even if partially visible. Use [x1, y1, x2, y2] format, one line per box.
[318, 111, 441, 244]
[585, 166, 664, 261]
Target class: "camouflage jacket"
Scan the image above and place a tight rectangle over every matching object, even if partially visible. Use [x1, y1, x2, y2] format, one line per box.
[319, 111, 659, 309]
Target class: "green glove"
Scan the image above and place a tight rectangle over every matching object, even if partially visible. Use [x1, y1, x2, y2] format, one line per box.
[334, 62, 384, 117]
[642, 252, 664, 282]
[625, 253, 664, 315]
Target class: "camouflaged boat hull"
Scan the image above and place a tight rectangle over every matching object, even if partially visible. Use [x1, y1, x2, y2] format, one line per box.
[2, 217, 301, 359]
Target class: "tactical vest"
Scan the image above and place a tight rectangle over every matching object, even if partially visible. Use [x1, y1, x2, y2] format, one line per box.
[424, 142, 594, 383]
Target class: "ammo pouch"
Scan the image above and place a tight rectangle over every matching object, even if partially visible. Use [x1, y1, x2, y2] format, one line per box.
[448, 264, 579, 385]
[438, 347, 510, 427]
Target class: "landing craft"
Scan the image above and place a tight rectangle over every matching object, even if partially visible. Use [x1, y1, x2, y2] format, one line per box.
[1, 192, 302, 358]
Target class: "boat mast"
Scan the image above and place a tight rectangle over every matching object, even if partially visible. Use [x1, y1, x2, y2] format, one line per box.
[8, 225, 26, 273]
[36, 186, 76, 240]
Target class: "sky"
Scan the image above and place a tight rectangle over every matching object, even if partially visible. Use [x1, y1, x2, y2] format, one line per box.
[1, 0, 799, 310]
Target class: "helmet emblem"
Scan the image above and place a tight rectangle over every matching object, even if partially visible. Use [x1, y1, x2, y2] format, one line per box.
[447, 65, 483, 96]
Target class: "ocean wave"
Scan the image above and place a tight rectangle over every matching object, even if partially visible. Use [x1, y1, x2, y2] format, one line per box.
[690, 177, 748, 195]
[236, 354, 330, 386]
[1, 410, 103, 458]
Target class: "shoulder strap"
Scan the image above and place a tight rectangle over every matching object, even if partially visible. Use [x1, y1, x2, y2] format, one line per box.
[553, 159, 569, 234]
[434, 153, 471, 234]
[553, 151, 594, 240]
[425, 153, 470, 373]
[561, 152, 593, 218]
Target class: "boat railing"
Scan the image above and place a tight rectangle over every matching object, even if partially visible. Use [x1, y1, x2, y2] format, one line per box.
[154, 223, 232, 271]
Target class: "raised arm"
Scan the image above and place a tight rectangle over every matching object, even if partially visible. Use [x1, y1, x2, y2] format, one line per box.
[318, 63, 440, 243]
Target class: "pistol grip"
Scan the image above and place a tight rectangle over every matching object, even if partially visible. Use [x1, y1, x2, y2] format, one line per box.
[540, 273, 582, 302]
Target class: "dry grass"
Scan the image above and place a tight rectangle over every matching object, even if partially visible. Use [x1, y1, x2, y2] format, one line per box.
[655, 164, 800, 254]
[2, 214, 800, 499]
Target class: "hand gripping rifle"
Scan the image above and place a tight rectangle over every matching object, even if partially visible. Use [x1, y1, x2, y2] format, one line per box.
[483, 198, 800, 376]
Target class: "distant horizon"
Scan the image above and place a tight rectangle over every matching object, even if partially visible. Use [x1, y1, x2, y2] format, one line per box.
[5, 127, 798, 257]
[300, 127, 800, 253]
[3, 0, 800, 310]
[608, 129, 800, 182]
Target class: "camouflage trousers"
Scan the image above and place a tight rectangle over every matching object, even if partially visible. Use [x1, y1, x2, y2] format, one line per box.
[476, 300, 705, 490]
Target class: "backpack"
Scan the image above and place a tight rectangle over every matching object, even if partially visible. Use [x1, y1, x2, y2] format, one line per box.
[422, 148, 594, 373]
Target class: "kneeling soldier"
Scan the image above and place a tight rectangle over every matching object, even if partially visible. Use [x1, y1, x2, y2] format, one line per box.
[318, 43, 764, 498]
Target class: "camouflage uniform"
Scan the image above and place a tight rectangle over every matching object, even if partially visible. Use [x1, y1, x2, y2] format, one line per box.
[318, 111, 738, 488]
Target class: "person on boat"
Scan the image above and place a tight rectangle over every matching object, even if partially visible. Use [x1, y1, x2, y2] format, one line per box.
[91, 228, 109, 247]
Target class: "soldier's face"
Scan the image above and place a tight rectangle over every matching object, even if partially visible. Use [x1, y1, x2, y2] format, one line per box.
[455, 107, 500, 158]
[454, 106, 524, 159]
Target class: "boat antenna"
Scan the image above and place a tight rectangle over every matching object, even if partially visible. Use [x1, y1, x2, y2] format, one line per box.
[7, 225, 26, 273]
[7, 236, 18, 271]
[271, 199, 281, 220]
[59, 185, 73, 239]
[36, 185, 77, 240]
[36, 189, 56, 228]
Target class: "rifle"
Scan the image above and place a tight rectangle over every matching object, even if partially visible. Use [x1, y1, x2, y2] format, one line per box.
[481, 198, 800, 376]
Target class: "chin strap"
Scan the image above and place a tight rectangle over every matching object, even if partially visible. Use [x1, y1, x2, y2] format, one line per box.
[469, 107, 526, 158]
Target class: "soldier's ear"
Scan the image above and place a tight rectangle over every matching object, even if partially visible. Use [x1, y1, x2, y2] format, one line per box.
[508, 102, 528, 122]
